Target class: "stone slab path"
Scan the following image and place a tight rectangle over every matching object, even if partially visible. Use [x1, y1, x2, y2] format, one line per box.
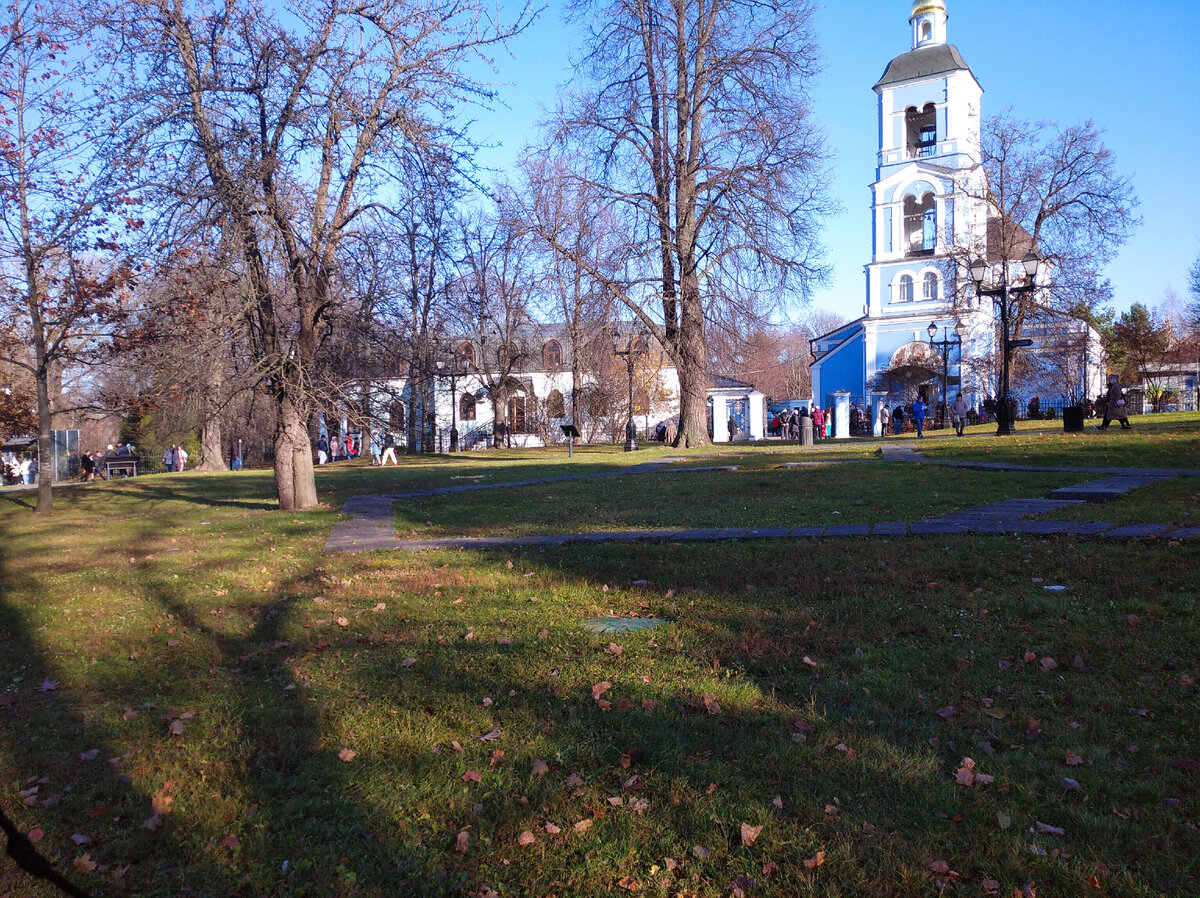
[325, 445, 1200, 553]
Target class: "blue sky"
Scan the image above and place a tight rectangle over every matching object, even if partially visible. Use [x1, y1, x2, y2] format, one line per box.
[470, 0, 1200, 323]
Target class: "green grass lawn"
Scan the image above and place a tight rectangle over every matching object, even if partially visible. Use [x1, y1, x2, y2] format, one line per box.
[1, 435, 1197, 897]
[920, 411, 1200, 470]
[393, 463, 1083, 537]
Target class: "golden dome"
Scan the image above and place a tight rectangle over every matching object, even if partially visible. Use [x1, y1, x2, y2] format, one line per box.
[911, 0, 946, 17]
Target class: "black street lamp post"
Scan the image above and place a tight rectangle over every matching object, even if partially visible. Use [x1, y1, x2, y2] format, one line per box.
[613, 332, 646, 451]
[446, 357, 468, 452]
[969, 252, 1040, 436]
[927, 319, 966, 429]
[435, 360, 444, 452]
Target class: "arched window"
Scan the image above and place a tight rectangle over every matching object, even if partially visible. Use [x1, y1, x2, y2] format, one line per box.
[508, 396, 527, 432]
[459, 394, 476, 421]
[456, 342, 476, 370]
[899, 274, 914, 302]
[903, 191, 937, 254]
[543, 340, 562, 369]
[498, 342, 519, 369]
[905, 103, 937, 158]
[546, 389, 565, 418]
[389, 400, 406, 432]
[922, 272, 939, 301]
[920, 20, 932, 42]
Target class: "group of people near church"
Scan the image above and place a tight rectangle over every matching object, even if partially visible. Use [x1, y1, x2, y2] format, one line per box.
[768, 406, 832, 440]
[161, 445, 187, 473]
[316, 433, 362, 465]
[1, 452, 36, 485]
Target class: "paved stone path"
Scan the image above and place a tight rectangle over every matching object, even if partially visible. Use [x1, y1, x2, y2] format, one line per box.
[324, 444, 1200, 553]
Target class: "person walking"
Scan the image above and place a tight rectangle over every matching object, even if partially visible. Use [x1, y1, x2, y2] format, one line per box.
[913, 394, 928, 438]
[893, 404, 904, 435]
[880, 404, 890, 436]
[1096, 374, 1132, 430]
[380, 432, 399, 465]
[317, 435, 329, 465]
[950, 392, 970, 437]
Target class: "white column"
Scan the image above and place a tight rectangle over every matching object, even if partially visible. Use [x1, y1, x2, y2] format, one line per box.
[833, 391, 852, 439]
[872, 392, 890, 436]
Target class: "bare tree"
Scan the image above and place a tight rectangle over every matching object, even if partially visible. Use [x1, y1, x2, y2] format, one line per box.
[453, 206, 535, 448]
[107, 0, 531, 508]
[1185, 253, 1200, 334]
[0, 0, 134, 511]
[112, 244, 259, 471]
[391, 168, 460, 453]
[534, 0, 832, 448]
[520, 157, 619, 429]
[956, 111, 1139, 375]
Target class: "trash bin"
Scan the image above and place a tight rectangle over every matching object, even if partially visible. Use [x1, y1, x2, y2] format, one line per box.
[799, 416, 812, 445]
[1062, 404, 1084, 433]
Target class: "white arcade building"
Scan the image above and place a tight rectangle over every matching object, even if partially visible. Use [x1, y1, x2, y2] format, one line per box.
[810, 0, 1103, 428]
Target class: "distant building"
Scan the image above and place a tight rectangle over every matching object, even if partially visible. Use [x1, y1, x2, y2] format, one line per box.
[329, 328, 768, 450]
[810, 0, 1103, 419]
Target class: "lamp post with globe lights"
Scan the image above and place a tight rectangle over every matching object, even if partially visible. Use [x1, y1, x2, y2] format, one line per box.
[968, 252, 1041, 435]
[927, 319, 967, 429]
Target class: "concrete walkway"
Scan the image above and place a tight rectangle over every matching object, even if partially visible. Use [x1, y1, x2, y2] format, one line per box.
[324, 445, 1200, 553]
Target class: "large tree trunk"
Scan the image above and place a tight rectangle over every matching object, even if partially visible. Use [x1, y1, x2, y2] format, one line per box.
[34, 365, 54, 513]
[671, 329, 711, 445]
[274, 391, 318, 510]
[673, 210, 709, 448]
[194, 367, 228, 471]
[492, 387, 508, 449]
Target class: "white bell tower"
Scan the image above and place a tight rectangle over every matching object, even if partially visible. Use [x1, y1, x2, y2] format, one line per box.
[910, 0, 948, 49]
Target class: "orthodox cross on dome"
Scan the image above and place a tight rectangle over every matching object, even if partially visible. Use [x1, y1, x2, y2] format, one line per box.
[910, 0, 948, 49]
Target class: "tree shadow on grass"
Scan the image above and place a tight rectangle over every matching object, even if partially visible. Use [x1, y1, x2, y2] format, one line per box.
[5, 488, 1197, 896]
[0, 547, 184, 896]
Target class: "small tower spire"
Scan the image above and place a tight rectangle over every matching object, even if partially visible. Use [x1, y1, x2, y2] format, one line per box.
[910, 0, 948, 50]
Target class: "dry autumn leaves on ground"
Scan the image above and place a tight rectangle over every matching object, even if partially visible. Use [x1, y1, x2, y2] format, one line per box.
[1, 436, 1198, 896]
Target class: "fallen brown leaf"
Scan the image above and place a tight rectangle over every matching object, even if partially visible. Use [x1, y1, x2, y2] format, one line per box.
[740, 823, 763, 846]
